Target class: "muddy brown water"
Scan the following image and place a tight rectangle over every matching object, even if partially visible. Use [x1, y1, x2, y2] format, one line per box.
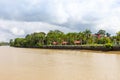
[0, 46, 120, 80]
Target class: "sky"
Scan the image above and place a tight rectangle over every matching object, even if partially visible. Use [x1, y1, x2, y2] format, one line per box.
[0, 0, 120, 42]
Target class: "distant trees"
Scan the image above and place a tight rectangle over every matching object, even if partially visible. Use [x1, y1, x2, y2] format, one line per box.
[10, 32, 46, 48]
[46, 30, 64, 45]
[10, 39, 14, 46]
[66, 32, 78, 45]
[10, 29, 120, 47]
[97, 29, 106, 36]
[116, 31, 120, 40]
[0, 42, 9, 46]
[14, 38, 25, 47]
[116, 31, 120, 45]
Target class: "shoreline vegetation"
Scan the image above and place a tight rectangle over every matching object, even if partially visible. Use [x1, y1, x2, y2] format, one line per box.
[41, 45, 120, 51]
[10, 29, 120, 51]
[0, 42, 9, 46]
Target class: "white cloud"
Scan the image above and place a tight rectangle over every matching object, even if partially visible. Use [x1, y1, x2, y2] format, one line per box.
[10, 27, 25, 36]
[96, 16, 120, 34]
[0, 19, 77, 42]
[0, 0, 120, 41]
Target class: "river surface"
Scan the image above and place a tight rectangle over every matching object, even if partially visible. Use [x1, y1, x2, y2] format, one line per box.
[0, 46, 120, 80]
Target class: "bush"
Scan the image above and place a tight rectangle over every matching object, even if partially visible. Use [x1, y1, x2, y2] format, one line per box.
[105, 43, 113, 49]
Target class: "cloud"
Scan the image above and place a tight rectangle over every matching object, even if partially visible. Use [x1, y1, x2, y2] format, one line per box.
[0, 19, 77, 42]
[10, 27, 25, 36]
[0, 0, 120, 41]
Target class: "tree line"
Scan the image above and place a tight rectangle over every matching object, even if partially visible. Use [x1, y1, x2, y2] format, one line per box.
[0, 42, 9, 46]
[10, 29, 120, 48]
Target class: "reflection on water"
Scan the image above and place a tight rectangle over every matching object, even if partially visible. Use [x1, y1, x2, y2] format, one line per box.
[0, 46, 120, 80]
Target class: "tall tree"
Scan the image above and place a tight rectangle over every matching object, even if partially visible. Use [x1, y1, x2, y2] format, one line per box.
[116, 31, 120, 44]
[97, 29, 106, 35]
[46, 30, 64, 45]
[66, 32, 78, 45]
[106, 33, 111, 37]
[83, 29, 92, 44]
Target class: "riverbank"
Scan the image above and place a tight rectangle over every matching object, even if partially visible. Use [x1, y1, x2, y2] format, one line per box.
[11, 44, 120, 51]
[40, 45, 120, 51]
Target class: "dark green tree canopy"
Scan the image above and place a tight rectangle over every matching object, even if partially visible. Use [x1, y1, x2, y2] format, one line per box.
[97, 30, 106, 35]
[10, 29, 120, 47]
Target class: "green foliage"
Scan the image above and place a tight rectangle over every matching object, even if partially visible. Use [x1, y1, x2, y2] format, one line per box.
[106, 33, 111, 37]
[0, 42, 9, 46]
[105, 43, 113, 49]
[10, 39, 14, 46]
[10, 32, 46, 48]
[66, 32, 78, 45]
[14, 38, 25, 47]
[97, 37, 111, 44]
[9, 30, 120, 48]
[116, 31, 120, 41]
[97, 29, 106, 35]
[46, 30, 64, 45]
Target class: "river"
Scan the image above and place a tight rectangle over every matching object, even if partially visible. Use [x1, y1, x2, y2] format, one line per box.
[0, 46, 120, 80]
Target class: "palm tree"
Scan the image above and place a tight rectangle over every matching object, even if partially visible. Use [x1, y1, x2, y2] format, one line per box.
[83, 29, 92, 44]
[46, 30, 64, 45]
[116, 31, 120, 45]
[66, 32, 78, 45]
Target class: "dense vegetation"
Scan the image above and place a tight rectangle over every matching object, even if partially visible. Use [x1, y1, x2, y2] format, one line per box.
[0, 42, 9, 46]
[10, 29, 120, 48]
